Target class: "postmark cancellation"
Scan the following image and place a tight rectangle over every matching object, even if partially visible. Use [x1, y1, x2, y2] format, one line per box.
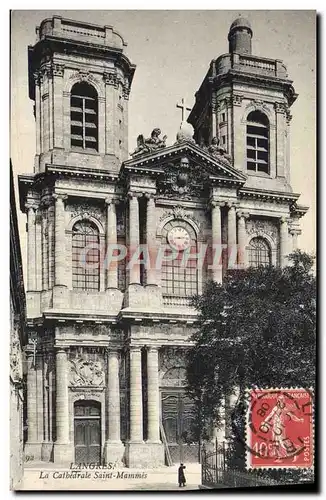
[245, 388, 314, 469]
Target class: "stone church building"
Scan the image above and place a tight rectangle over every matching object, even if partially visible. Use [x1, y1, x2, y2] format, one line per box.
[18, 15, 307, 467]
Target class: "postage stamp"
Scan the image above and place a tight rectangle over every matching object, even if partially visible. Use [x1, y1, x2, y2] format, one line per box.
[246, 388, 314, 469]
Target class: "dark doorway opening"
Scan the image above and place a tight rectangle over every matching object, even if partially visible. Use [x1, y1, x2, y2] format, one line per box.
[74, 400, 101, 464]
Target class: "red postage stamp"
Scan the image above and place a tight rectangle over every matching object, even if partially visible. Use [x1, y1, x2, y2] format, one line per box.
[246, 388, 313, 469]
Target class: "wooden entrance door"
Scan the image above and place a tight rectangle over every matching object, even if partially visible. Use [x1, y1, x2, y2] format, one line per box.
[74, 401, 101, 464]
[161, 391, 199, 463]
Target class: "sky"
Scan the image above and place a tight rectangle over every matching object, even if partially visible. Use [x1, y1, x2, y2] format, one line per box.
[10, 9, 316, 271]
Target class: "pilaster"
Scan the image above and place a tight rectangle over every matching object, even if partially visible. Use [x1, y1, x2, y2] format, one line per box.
[53, 194, 68, 308]
[103, 73, 115, 155]
[210, 201, 223, 283]
[145, 194, 157, 287]
[128, 193, 141, 285]
[105, 197, 118, 289]
[52, 64, 65, 150]
[274, 102, 287, 178]
[26, 204, 37, 291]
[25, 350, 42, 460]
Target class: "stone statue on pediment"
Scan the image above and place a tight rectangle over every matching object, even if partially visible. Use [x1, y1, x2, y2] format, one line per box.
[131, 128, 167, 157]
[205, 137, 232, 165]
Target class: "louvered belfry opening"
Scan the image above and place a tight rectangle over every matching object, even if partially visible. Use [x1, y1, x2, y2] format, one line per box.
[70, 82, 98, 151]
[246, 111, 269, 174]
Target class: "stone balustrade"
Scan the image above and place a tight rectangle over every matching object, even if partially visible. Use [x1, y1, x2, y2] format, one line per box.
[163, 295, 193, 307]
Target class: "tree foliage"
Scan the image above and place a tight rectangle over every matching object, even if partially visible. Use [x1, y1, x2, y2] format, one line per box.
[186, 250, 316, 432]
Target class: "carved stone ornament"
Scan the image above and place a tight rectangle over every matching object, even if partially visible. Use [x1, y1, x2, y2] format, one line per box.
[246, 219, 278, 243]
[250, 99, 270, 115]
[69, 203, 104, 223]
[69, 69, 98, 85]
[10, 326, 23, 383]
[103, 71, 118, 87]
[174, 122, 196, 145]
[157, 157, 208, 199]
[159, 347, 188, 374]
[69, 356, 105, 387]
[131, 128, 167, 157]
[286, 109, 292, 124]
[122, 77, 131, 99]
[274, 102, 287, 114]
[52, 64, 65, 77]
[232, 94, 243, 106]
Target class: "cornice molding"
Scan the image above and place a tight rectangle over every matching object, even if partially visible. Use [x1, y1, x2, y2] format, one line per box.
[239, 187, 300, 203]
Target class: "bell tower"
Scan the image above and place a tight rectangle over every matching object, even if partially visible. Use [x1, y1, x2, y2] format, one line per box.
[28, 15, 135, 173]
[188, 16, 298, 194]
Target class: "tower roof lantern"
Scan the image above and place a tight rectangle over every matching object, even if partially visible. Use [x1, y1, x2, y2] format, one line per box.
[228, 16, 253, 39]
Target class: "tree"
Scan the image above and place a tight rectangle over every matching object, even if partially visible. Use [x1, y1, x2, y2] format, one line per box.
[186, 251, 316, 456]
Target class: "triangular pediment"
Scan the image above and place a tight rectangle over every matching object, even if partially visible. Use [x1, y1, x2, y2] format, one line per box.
[122, 140, 247, 185]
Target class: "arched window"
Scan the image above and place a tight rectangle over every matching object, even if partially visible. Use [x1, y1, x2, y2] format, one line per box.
[161, 220, 198, 297]
[70, 82, 98, 151]
[248, 237, 271, 268]
[246, 111, 269, 174]
[72, 220, 100, 290]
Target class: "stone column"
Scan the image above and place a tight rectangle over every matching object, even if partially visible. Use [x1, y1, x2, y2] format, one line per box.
[26, 205, 36, 291]
[279, 217, 289, 268]
[146, 195, 157, 286]
[129, 347, 143, 442]
[53, 348, 72, 464]
[54, 349, 69, 444]
[105, 198, 118, 289]
[211, 201, 223, 283]
[237, 212, 248, 269]
[128, 194, 140, 285]
[25, 351, 40, 458]
[290, 228, 301, 252]
[104, 349, 124, 463]
[107, 349, 121, 441]
[147, 347, 160, 443]
[227, 203, 237, 270]
[212, 402, 226, 444]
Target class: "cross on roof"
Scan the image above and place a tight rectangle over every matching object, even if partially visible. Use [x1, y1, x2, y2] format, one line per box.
[176, 98, 192, 122]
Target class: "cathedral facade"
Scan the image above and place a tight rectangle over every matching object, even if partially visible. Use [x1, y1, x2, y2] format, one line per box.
[19, 15, 307, 467]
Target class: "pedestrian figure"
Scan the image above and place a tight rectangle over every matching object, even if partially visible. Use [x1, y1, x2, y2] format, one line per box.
[178, 463, 186, 487]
